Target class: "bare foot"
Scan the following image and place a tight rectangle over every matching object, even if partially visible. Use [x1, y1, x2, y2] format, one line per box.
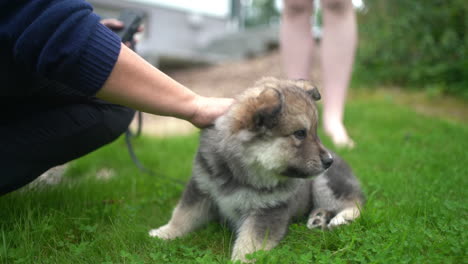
[323, 120, 355, 149]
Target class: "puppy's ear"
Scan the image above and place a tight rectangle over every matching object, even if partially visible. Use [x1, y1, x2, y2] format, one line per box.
[253, 88, 283, 129]
[306, 87, 321, 101]
[294, 79, 321, 101]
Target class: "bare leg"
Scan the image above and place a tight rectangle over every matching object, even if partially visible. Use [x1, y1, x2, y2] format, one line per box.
[280, 0, 314, 80]
[321, 0, 357, 148]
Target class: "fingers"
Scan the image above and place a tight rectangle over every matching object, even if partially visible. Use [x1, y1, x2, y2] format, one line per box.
[190, 96, 234, 128]
[124, 40, 135, 48]
[101, 19, 144, 33]
[101, 19, 144, 49]
[100, 18, 124, 30]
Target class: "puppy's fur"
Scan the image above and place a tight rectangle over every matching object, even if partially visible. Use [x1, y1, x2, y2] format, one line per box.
[149, 77, 364, 262]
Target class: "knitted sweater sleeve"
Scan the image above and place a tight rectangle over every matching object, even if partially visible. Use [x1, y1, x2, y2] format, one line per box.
[0, 0, 122, 96]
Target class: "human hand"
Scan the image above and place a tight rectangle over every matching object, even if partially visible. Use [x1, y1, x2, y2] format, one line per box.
[189, 96, 234, 128]
[100, 18, 144, 48]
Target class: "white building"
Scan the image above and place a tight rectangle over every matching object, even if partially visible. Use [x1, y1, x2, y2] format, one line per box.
[89, 0, 238, 66]
[89, 0, 278, 66]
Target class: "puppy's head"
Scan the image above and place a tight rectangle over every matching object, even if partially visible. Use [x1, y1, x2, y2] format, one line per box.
[224, 77, 333, 178]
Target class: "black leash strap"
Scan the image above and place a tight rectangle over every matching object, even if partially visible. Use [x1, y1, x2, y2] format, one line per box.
[125, 111, 156, 176]
[125, 112, 186, 186]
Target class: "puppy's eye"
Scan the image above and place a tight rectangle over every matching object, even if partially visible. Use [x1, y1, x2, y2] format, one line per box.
[293, 129, 307, 140]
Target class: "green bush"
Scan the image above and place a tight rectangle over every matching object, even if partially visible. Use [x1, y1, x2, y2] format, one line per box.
[354, 0, 468, 98]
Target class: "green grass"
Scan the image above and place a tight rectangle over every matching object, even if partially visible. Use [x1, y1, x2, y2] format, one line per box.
[1, 93, 467, 263]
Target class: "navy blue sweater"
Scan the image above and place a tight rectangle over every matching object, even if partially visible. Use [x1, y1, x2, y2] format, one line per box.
[0, 0, 122, 96]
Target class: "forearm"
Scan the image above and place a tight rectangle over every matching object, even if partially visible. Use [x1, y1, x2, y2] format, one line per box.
[97, 44, 199, 122]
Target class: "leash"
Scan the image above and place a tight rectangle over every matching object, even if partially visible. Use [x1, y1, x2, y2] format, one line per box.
[125, 111, 155, 175]
[124, 113, 186, 186]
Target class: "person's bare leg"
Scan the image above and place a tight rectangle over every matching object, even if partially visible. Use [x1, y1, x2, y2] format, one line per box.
[321, 0, 357, 148]
[280, 0, 314, 80]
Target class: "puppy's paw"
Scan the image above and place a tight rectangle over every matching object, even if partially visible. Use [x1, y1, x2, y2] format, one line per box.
[148, 224, 179, 240]
[327, 215, 349, 228]
[307, 208, 331, 230]
[327, 207, 360, 229]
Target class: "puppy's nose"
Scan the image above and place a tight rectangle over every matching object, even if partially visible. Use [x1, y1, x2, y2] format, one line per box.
[321, 153, 334, 169]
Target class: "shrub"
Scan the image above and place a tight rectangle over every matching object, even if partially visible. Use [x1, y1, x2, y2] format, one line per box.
[354, 0, 468, 98]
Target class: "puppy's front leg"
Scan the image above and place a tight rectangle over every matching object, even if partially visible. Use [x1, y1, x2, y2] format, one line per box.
[149, 178, 215, 240]
[231, 207, 289, 263]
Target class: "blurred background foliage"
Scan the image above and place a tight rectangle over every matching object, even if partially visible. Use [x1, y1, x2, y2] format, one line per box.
[245, 0, 280, 27]
[245, 0, 467, 99]
[355, 0, 468, 99]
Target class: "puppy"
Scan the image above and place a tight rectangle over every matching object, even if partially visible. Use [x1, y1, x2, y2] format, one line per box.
[149, 77, 365, 262]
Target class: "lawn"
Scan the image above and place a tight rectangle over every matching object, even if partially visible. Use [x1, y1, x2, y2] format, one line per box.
[1, 92, 467, 264]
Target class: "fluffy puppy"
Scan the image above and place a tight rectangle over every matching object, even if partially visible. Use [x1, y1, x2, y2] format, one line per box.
[149, 77, 364, 262]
